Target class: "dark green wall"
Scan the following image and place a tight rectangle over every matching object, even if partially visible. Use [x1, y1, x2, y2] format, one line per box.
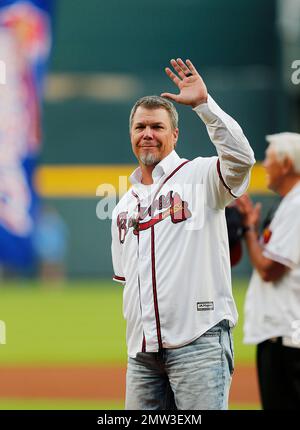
[46, 198, 112, 277]
[42, 85, 280, 165]
[42, 0, 285, 277]
[42, 0, 281, 165]
[50, 0, 276, 72]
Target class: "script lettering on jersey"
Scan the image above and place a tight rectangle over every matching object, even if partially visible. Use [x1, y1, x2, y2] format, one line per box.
[117, 191, 192, 244]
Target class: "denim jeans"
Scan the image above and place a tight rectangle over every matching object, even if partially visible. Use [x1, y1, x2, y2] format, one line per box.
[125, 320, 234, 410]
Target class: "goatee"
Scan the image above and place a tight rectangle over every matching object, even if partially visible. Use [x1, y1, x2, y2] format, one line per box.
[140, 152, 160, 166]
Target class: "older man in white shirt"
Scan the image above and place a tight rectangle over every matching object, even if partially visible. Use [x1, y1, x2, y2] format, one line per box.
[237, 132, 300, 410]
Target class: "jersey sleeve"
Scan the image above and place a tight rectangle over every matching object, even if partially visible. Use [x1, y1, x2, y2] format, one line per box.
[111, 214, 126, 284]
[203, 156, 237, 209]
[263, 203, 300, 269]
[193, 95, 255, 209]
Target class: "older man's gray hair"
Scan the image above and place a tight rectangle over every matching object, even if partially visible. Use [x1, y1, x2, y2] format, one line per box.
[266, 132, 300, 174]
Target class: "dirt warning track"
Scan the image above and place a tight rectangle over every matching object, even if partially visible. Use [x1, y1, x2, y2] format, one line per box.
[0, 365, 260, 405]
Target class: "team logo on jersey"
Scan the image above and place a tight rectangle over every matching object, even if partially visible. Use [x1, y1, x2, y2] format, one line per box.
[116, 191, 192, 244]
[262, 227, 272, 244]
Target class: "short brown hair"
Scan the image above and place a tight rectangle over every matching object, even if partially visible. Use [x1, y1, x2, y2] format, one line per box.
[129, 95, 178, 130]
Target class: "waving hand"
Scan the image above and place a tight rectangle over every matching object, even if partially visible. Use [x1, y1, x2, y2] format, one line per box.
[161, 58, 208, 108]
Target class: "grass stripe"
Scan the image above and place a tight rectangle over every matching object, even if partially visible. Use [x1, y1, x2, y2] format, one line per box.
[0, 398, 260, 410]
[0, 398, 124, 410]
[0, 279, 254, 365]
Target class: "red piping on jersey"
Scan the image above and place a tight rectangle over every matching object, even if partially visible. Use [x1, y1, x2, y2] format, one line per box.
[154, 160, 190, 202]
[132, 160, 190, 351]
[132, 190, 139, 200]
[142, 334, 146, 352]
[136, 203, 145, 351]
[216, 158, 237, 198]
[131, 160, 190, 205]
[113, 275, 126, 282]
[151, 225, 163, 350]
[131, 160, 190, 222]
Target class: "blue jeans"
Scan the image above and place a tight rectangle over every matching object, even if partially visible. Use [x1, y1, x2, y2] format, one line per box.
[125, 320, 234, 410]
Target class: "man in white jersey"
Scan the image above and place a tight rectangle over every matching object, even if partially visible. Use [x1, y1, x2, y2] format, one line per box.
[236, 132, 300, 410]
[111, 58, 255, 410]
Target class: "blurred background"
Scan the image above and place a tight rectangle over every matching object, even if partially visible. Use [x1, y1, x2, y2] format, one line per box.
[0, 0, 299, 410]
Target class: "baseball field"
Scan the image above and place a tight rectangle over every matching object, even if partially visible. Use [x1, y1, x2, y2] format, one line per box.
[0, 278, 260, 410]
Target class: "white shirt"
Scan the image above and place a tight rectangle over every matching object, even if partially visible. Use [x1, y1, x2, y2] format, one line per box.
[244, 182, 300, 345]
[111, 95, 255, 358]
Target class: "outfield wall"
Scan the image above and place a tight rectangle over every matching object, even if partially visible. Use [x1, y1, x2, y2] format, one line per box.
[37, 0, 288, 277]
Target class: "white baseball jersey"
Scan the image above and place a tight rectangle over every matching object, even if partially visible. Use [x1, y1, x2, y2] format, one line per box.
[244, 182, 300, 345]
[112, 95, 255, 358]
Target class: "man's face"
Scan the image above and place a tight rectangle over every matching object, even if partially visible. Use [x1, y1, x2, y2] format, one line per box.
[130, 107, 179, 166]
[263, 147, 284, 192]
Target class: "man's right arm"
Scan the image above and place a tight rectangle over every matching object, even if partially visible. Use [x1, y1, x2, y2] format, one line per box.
[111, 212, 126, 284]
[236, 194, 295, 283]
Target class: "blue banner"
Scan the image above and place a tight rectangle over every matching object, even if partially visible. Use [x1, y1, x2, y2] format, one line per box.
[0, 0, 53, 269]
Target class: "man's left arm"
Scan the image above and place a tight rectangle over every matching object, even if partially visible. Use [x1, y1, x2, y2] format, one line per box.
[162, 58, 255, 207]
[236, 194, 299, 283]
[193, 96, 255, 201]
[261, 203, 300, 280]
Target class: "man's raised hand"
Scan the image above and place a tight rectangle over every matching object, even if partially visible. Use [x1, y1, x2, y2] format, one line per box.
[161, 58, 208, 108]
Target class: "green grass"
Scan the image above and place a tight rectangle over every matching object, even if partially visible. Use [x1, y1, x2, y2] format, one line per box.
[0, 280, 258, 410]
[232, 279, 256, 365]
[230, 404, 261, 410]
[0, 278, 255, 365]
[0, 399, 260, 410]
[0, 398, 124, 410]
[0, 280, 127, 364]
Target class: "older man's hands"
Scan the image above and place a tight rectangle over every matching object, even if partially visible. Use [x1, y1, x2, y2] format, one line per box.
[235, 194, 262, 231]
